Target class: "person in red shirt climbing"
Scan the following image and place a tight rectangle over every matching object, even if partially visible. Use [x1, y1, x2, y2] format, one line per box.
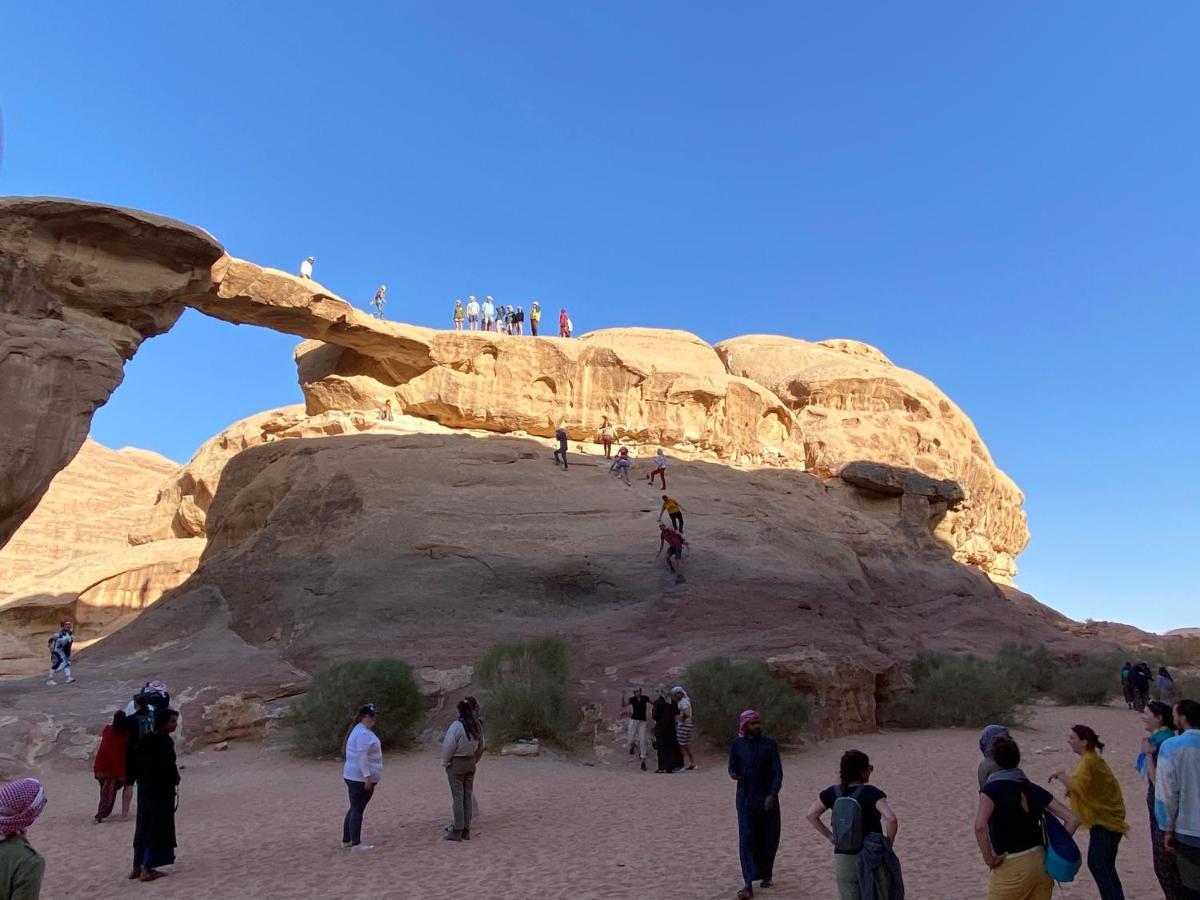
[657, 523, 689, 583]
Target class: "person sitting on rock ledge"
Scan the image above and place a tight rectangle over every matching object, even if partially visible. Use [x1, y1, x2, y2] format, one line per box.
[299, 256, 314, 279]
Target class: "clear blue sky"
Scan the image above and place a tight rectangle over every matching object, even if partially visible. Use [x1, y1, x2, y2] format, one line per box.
[3, 4, 1196, 632]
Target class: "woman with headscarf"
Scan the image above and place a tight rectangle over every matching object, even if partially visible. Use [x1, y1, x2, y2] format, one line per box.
[652, 686, 683, 773]
[978, 724, 1010, 789]
[0, 778, 46, 899]
[442, 699, 484, 841]
[130, 708, 180, 882]
[673, 686, 696, 770]
[728, 710, 783, 899]
[93, 710, 129, 823]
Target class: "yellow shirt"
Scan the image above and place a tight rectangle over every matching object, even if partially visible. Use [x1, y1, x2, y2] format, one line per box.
[1069, 750, 1129, 834]
[662, 499, 680, 514]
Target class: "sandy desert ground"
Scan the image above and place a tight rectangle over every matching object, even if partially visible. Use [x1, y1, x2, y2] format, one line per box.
[23, 702, 1164, 899]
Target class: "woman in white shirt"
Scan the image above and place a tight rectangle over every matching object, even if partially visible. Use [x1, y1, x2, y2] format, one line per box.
[342, 704, 383, 851]
[442, 700, 485, 841]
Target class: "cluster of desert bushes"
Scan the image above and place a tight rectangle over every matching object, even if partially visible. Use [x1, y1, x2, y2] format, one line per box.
[286, 635, 1199, 757]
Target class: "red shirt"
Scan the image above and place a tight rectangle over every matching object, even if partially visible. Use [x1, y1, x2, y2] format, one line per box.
[93, 724, 128, 780]
[660, 529, 685, 549]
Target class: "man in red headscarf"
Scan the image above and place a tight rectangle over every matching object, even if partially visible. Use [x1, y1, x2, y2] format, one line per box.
[728, 710, 783, 899]
[0, 778, 47, 898]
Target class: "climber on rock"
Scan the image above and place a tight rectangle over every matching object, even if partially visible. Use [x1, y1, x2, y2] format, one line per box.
[610, 446, 632, 486]
[657, 524, 688, 582]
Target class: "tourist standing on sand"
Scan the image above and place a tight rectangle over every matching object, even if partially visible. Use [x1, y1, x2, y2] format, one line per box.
[1051, 725, 1128, 899]
[299, 256, 314, 279]
[657, 524, 688, 582]
[672, 686, 696, 770]
[729, 710, 783, 899]
[46, 619, 74, 685]
[378, 399, 394, 422]
[659, 495, 684, 532]
[93, 711, 129, 824]
[646, 449, 667, 489]
[553, 424, 569, 469]
[481, 296, 496, 332]
[0, 778, 46, 899]
[559, 307, 569, 337]
[975, 735, 1080, 900]
[466, 296, 480, 330]
[453, 299, 465, 330]
[1156, 667, 1176, 703]
[442, 699, 484, 841]
[652, 686, 683, 773]
[342, 704, 382, 851]
[624, 688, 651, 771]
[807, 749, 902, 900]
[598, 417, 615, 459]
[1121, 661, 1134, 709]
[371, 285, 387, 318]
[131, 708, 180, 882]
[978, 724, 1010, 789]
[610, 446, 632, 485]
[1138, 701, 1184, 897]
[530, 301, 541, 335]
[1155, 699, 1200, 897]
[1131, 663, 1152, 712]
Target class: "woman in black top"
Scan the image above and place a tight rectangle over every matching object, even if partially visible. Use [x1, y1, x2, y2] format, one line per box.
[974, 735, 1078, 899]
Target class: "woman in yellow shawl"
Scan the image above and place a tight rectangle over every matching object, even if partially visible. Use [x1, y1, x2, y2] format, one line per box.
[1050, 725, 1129, 900]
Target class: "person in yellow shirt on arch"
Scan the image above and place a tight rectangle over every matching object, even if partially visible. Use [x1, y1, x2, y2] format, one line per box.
[529, 301, 542, 336]
[659, 495, 684, 532]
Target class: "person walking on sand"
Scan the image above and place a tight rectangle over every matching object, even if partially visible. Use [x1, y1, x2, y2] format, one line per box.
[0, 778, 47, 899]
[610, 446, 632, 485]
[130, 708, 181, 882]
[1132, 663, 1152, 712]
[657, 523, 688, 582]
[453, 298, 465, 330]
[659, 495, 684, 533]
[442, 699, 484, 842]
[466, 296, 480, 330]
[646, 449, 667, 489]
[1121, 662, 1134, 710]
[553, 424, 569, 469]
[299, 256, 314, 279]
[1156, 699, 1200, 897]
[93, 711, 129, 824]
[598, 416, 615, 459]
[672, 686, 696, 770]
[378, 399, 394, 422]
[978, 724, 1011, 789]
[807, 749, 903, 900]
[729, 710, 783, 899]
[341, 704, 382, 852]
[371, 284, 387, 318]
[1050, 725, 1129, 899]
[652, 686, 683, 773]
[1156, 667, 1176, 703]
[46, 619, 74, 685]
[530, 301, 541, 336]
[624, 688, 651, 771]
[975, 735, 1080, 900]
[1138, 701, 1184, 897]
[559, 307, 569, 337]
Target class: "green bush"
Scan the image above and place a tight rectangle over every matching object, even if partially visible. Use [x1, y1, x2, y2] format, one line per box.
[996, 642, 1060, 696]
[289, 658, 425, 757]
[1046, 652, 1125, 706]
[893, 651, 1025, 728]
[683, 657, 811, 747]
[476, 636, 575, 746]
[1165, 637, 1200, 668]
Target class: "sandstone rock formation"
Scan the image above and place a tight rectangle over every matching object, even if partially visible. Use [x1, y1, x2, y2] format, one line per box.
[716, 334, 1028, 580]
[0, 197, 224, 547]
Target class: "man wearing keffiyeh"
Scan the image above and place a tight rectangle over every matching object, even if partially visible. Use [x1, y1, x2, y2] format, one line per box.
[728, 710, 784, 899]
[0, 777, 47, 898]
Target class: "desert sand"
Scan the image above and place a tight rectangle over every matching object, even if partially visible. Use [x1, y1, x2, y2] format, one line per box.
[28, 702, 1160, 900]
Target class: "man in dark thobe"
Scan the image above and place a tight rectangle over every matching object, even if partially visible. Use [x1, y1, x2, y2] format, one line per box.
[652, 685, 683, 773]
[728, 709, 783, 898]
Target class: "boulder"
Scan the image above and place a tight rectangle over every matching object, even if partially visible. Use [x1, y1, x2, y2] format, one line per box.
[717, 334, 1027, 581]
[500, 742, 541, 757]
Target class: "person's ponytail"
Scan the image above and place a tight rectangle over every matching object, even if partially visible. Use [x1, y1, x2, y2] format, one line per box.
[1071, 724, 1104, 753]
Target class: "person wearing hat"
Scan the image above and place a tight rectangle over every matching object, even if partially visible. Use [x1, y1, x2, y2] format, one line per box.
[299, 256, 314, 279]
[0, 778, 46, 899]
[342, 704, 383, 851]
[729, 710, 783, 898]
[529, 301, 541, 336]
[46, 619, 74, 685]
[130, 708, 181, 882]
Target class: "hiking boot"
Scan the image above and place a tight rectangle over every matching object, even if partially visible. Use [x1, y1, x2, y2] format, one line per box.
[461, 829, 471, 841]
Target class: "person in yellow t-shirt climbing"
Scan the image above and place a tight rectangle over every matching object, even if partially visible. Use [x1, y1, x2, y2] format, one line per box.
[658, 495, 684, 532]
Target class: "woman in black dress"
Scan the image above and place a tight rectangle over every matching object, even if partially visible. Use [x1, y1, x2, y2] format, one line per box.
[131, 708, 180, 882]
[652, 685, 683, 773]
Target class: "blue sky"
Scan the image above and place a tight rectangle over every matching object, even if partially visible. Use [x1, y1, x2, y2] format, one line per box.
[2, 4, 1196, 631]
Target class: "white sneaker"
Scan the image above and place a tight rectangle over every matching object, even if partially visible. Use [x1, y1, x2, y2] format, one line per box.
[351, 844, 375, 852]
[46, 680, 57, 686]
[65, 677, 76, 684]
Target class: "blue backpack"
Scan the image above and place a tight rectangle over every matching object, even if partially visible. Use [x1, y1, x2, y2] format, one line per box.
[1042, 813, 1081, 883]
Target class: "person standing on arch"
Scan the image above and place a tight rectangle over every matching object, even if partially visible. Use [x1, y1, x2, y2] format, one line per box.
[371, 285, 387, 318]
[299, 256, 314, 279]
[559, 307, 569, 337]
[466, 296, 480, 330]
[530, 301, 541, 336]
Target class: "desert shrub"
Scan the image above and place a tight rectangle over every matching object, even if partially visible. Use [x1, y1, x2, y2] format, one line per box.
[683, 657, 811, 747]
[1172, 673, 1200, 703]
[893, 652, 1025, 728]
[289, 658, 424, 757]
[1046, 652, 1125, 706]
[1165, 637, 1200, 668]
[995, 642, 1060, 696]
[475, 636, 575, 746]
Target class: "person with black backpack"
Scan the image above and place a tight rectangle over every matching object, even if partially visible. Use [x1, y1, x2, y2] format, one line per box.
[805, 749, 901, 900]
